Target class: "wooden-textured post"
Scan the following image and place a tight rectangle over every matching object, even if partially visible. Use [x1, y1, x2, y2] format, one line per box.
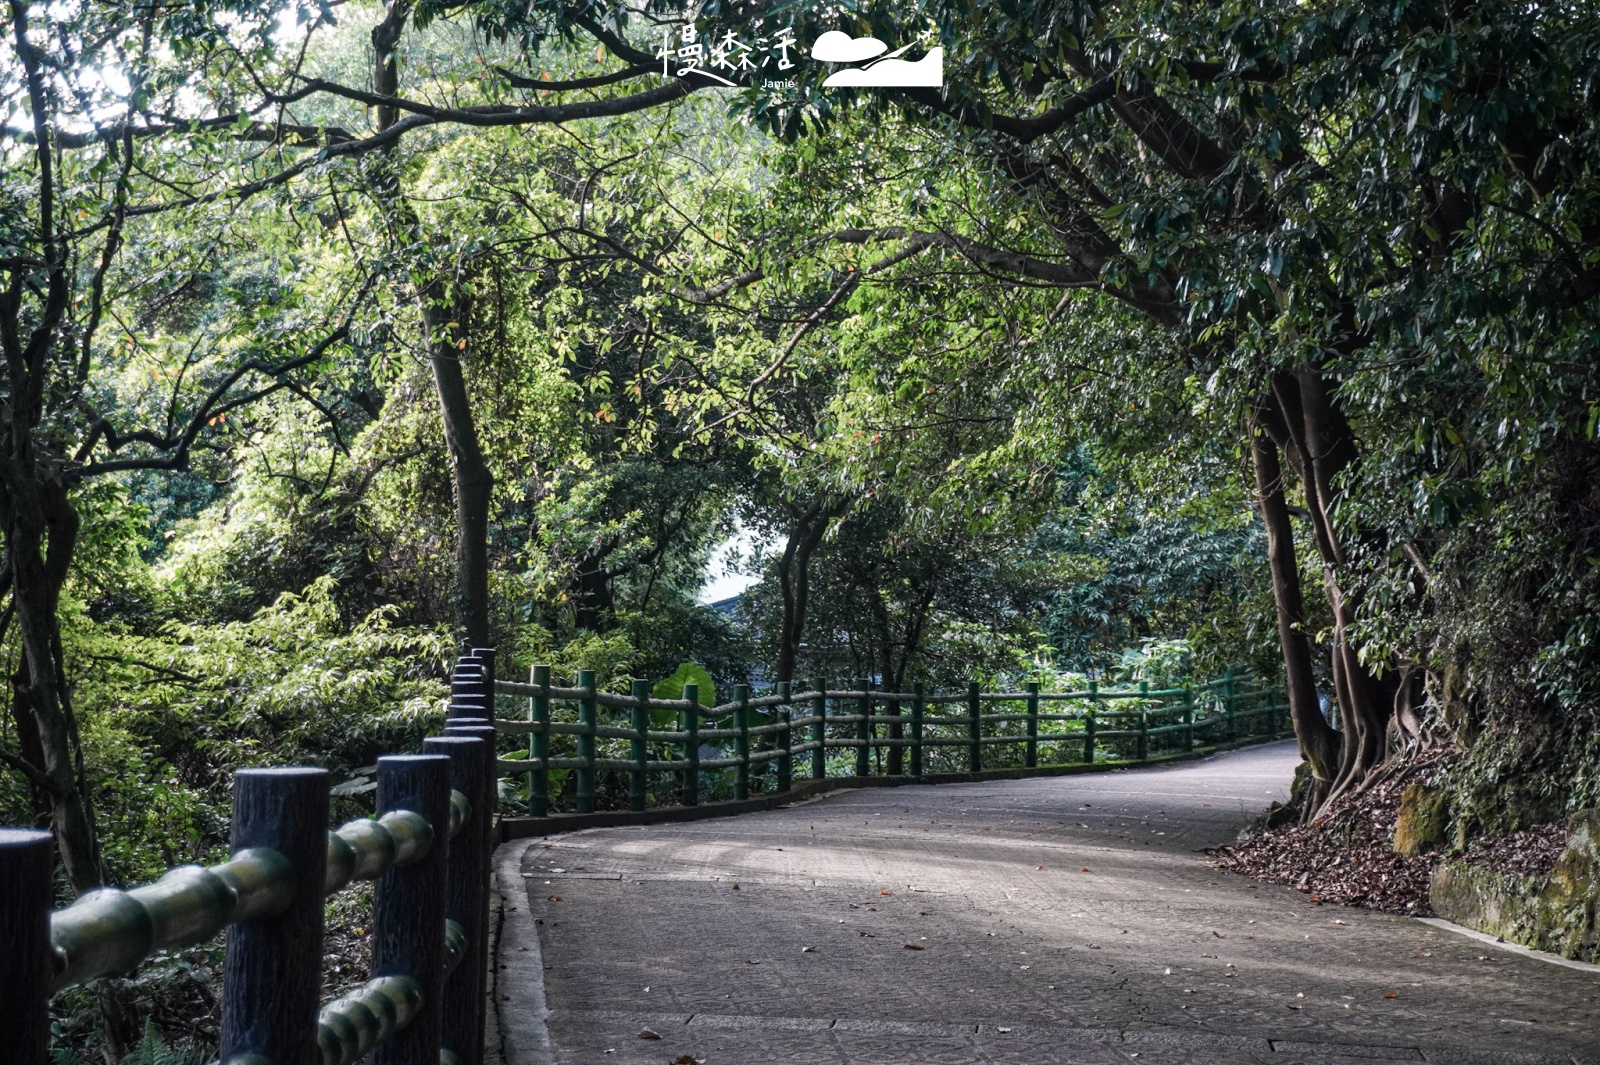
[856, 679, 871, 778]
[910, 681, 924, 778]
[811, 678, 827, 781]
[371, 754, 452, 1065]
[0, 828, 53, 1063]
[470, 646, 496, 715]
[733, 684, 750, 800]
[1084, 679, 1098, 763]
[682, 682, 700, 807]
[630, 679, 650, 812]
[1137, 679, 1150, 762]
[1025, 681, 1040, 769]
[220, 767, 331, 1065]
[775, 681, 793, 793]
[967, 680, 982, 774]
[1183, 686, 1196, 750]
[529, 664, 550, 817]
[451, 653, 488, 720]
[423, 735, 492, 1065]
[1223, 667, 1237, 740]
[575, 669, 597, 814]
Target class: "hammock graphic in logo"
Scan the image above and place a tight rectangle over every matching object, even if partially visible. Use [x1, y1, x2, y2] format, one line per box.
[812, 30, 943, 87]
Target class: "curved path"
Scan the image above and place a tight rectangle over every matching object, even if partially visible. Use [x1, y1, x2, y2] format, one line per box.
[495, 741, 1599, 1064]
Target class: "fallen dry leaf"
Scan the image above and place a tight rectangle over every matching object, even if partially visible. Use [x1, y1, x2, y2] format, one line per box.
[1384, 992, 1398, 999]
[546, 895, 563, 902]
[903, 943, 923, 950]
[638, 1028, 660, 1040]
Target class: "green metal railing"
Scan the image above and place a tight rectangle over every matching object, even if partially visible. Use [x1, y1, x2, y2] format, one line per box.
[493, 668, 1287, 817]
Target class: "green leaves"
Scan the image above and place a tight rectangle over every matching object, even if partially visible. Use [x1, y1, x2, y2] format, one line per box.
[653, 661, 718, 708]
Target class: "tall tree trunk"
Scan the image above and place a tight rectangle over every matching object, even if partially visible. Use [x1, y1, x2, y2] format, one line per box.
[420, 291, 493, 648]
[774, 500, 834, 683]
[1250, 412, 1340, 784]
[372, 4, 493, 649]
[1264, 372, 1393, 808]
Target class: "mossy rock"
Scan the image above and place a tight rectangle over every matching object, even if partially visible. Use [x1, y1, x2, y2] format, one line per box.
[1429, 808, 1600, 963]
[1393, 782, 1449, 857]
[1540, 809, 1600, 958]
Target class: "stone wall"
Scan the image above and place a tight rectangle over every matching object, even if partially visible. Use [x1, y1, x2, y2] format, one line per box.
[1429, 809, 1600, 963]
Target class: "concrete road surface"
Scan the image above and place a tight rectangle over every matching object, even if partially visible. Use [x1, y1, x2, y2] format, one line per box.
[496, 741, 1600, 1064]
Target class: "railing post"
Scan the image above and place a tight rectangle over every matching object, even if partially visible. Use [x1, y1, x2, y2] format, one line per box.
[776, 681, 793, 793]
[529, 664, 550, 817]
[0, 828, 53, 1063]
[468, 646, 496, 721]
[1224, 667, 1237, 740]
[451, 652, 489, 721]
[1084, 679, 1098, 763]
[1183, 685, 1195, 751]
[811, 678, 827, 781]
[576, 669, 597, 814]
[371, 754, 452, 1065]
[423, 734, 492, 1065]
[682, 682, 700, 807]
[1025, 681, 1040, 769]
[967, 680, 982, 774]
[630, 680, 650, 812]
[856, 678, 871, 778]
[1137, 679, 1150, 762]
[220, 767, 331, 1065]
[734, 684, 751, 800]
[910, 681, 924, 778]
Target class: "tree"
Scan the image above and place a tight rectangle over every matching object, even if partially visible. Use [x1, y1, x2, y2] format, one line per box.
[689, 0, 1600, 814]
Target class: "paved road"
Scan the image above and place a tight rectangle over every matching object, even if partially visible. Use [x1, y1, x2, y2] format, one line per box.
[499, 742, 1600, 1064]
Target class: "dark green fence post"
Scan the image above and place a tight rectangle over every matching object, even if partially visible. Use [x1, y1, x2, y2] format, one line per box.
[856, 679, 871, 777]
[811, 678, 827, 780]
[910, 681, 924, 777]
[629, 679, 649, 812]
[776, 681, 793, 793]
[371, 754, 451, 1065]
[682, 681, 701, 807]
[576, 669, 597, 814]
[1084, 679, 1097, 763]
[1025, 681, 1040, 768]
[1183, 685, 1195, 751]
[530, 664, 550, 817]
[220, 767, 330, 1065]
[1137, 680, 1150, 761]
[1224, 667, 1237, 740]
[967, 681, 982, 773]
[422, 734, 492, 1065]
[734, 684, 751, 800]
[0, 828, 51, 1063]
